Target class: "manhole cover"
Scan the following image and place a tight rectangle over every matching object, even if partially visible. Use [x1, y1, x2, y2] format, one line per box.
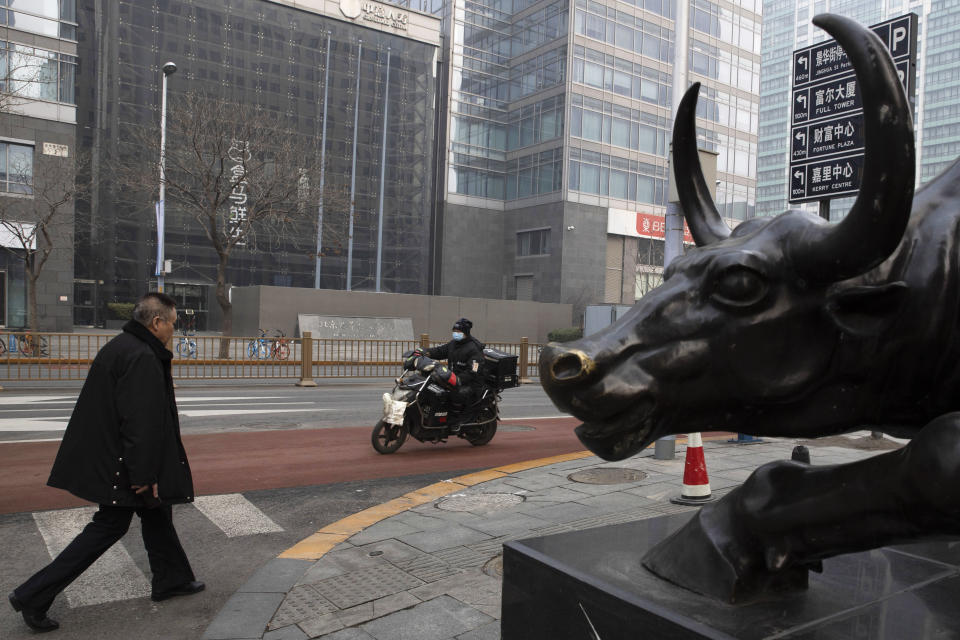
[568, 468, 647, 485]
[498, 424, 535, 432]
[483, 554, 503, 578]
[436, 493, 524, 512]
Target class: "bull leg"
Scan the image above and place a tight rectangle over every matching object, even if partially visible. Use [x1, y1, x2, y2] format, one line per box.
[642, 413, 960, 604]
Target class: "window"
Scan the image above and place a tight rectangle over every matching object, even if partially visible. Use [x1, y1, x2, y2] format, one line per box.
[0, 0, 78, 40]
[0, 142, 33, 194]
[0, 42, 77, 104]
[517, 228, 550, 256]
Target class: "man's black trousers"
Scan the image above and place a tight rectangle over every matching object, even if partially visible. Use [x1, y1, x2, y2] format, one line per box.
[14, 503, 195, 613]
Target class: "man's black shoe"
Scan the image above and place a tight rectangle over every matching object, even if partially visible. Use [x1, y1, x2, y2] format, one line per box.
[8, 592, 60, 633]
[151, 581, 205, 602]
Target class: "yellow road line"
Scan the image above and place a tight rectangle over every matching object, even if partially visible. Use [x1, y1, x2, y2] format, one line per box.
[279, 432, 736, 560]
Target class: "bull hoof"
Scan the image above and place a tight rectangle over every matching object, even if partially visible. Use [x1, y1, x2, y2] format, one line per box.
[642, 493, 809, 604]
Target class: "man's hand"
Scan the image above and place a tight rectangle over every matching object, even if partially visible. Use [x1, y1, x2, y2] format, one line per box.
[132, 483, 159, 498]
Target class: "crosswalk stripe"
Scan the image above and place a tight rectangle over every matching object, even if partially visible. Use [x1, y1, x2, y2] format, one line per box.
[192, 494, 284, 537]
[178, 408, 323, 418]
[33, 508, 151, 607]
[0, 418, 69, 432]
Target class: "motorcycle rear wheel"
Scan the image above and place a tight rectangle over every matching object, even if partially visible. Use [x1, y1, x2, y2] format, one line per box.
[371, 419, 408, 454]
[464, 407, 498, 446]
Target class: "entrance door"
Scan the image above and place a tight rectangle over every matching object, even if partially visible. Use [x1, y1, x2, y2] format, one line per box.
[165, 283, 209, 331]
[73, 280, 99, 327]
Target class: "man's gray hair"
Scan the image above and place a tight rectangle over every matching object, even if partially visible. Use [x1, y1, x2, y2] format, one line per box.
[132, 292, 177, 327]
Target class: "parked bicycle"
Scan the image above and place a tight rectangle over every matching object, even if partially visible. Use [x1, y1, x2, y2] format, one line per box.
[271, 330, 291, 361]
[246, 329, 291, 360]
[17, 334, 49, 357]
[176, 330, 197, 359]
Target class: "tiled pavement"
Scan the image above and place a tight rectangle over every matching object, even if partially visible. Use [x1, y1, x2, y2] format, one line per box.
[201, 434, 897, 640]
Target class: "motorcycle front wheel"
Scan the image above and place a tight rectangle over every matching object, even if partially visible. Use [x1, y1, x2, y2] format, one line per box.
[371, 419, 409, 454]
[464, 406, 498, 446]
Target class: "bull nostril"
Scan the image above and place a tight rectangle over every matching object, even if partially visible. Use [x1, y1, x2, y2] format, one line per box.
[550, 349, 596, 383]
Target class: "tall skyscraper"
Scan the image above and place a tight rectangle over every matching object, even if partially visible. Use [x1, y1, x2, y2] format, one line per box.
[431, 0, 763, 313]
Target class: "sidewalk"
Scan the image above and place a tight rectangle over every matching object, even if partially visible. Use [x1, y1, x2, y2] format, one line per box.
[200, 433, 901, 640]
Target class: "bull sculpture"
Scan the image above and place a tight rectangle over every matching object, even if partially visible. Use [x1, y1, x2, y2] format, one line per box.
[539, 14, 960, 603]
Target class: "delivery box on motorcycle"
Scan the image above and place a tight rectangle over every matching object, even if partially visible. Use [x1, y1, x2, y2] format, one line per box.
[481, 347, 519, 389]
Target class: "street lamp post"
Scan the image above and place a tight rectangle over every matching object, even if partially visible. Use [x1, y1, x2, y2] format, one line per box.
[156, 61, 176, 293]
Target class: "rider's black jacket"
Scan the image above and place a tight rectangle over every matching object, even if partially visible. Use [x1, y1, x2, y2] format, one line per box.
[425, 337, 485, 388]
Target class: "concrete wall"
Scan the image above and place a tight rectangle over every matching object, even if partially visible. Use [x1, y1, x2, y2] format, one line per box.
[560, 201, 609, 325]
[438, 203, 505, 299]
[503, 201, 565, 302]
[231, 286, 573, 343]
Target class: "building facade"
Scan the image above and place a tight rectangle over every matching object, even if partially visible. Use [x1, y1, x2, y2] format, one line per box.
[73, 0, 440, 328]
[756, 0, 954, 220]
[0, 0, 77, 330]
[431, 0, 762, 316]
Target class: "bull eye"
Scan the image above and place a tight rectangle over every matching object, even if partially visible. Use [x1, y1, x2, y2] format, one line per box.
[711, 265, 767, 308]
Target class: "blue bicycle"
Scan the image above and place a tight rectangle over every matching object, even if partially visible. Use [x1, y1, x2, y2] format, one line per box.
[246, 329, 271, 360]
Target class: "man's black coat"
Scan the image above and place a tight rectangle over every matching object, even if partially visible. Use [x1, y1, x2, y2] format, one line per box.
[47, 320, 194, 507]
[425, 336, 485, 388]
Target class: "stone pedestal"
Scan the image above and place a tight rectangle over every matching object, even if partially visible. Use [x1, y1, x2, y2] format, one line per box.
[502, 512, 960, 639]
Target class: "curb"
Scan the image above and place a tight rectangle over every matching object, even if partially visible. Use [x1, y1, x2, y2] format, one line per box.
[202, 433, 732, 639]
[276, 433, 726, 562]
[277, 450, 595, 560]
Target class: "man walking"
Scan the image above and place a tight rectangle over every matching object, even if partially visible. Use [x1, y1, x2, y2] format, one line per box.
[8, 292, 203, 633]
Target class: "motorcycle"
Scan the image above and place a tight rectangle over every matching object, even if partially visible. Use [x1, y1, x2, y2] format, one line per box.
[371, 347, 519, 454]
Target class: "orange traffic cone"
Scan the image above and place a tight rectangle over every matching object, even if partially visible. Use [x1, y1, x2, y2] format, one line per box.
[670, 432, 716, 505]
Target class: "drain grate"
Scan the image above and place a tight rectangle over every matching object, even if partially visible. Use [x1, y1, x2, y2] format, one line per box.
[436, 493, 524, 512]
[567, 468, 647, 485]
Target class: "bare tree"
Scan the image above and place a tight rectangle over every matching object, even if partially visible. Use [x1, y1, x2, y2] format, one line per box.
[117, 91, 349, 355]
[0, 151, 88, 335]
[0, 44, 51, 114]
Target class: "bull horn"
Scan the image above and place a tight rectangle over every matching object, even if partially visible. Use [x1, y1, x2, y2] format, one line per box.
[672, 82, 731, 246]
[791, 14, 914, 281]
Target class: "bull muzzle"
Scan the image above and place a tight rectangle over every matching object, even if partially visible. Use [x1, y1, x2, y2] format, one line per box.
[541, 344, 596, 385]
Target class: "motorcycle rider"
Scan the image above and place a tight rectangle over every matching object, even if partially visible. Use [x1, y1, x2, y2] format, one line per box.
[416, 318, 485, 425]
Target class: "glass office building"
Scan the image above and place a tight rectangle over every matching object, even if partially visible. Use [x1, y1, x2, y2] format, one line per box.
[756, 0, 955, 219]
[431, 0, 762, 310]
[74, 0, 440, 328]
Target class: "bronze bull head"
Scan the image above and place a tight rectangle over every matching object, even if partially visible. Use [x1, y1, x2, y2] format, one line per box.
[539, 14, 916, 461]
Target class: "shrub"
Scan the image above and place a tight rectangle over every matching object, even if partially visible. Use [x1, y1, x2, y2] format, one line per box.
[106, 302, 135, 320]
[547, 327, 583, 343]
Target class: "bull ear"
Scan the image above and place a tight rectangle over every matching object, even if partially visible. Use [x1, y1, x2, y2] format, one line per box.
[825, 281, 908, 337]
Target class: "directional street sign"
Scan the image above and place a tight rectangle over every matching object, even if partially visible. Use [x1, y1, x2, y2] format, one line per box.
[790, 155, 865, 202]
[789, 13, 917, 204]
[791, 115, 864, 164]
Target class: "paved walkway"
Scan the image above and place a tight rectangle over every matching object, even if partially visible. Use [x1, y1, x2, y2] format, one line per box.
[200, 433, 901, 640]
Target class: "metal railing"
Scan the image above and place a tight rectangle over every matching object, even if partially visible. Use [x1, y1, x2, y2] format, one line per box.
[0, 331, 543, 383]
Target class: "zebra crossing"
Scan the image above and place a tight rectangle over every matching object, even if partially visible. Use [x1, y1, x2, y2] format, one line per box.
[23, 493, 283, 608]
[0, 394, 329, 439]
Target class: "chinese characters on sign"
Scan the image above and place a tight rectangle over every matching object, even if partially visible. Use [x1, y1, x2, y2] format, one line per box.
[607, 208, 694, 244]
[228, 138, 250, 246]
[789, 14, 917, 204]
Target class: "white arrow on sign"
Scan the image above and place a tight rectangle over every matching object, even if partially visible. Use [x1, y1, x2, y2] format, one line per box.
[796, 94, 807, 108]
[795, 130, 806, 146]
[794, 170, 805, 185]
[799, 55, 808, 69]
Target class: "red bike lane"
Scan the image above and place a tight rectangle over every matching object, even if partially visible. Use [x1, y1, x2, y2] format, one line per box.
[0, 418, 587, 514]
